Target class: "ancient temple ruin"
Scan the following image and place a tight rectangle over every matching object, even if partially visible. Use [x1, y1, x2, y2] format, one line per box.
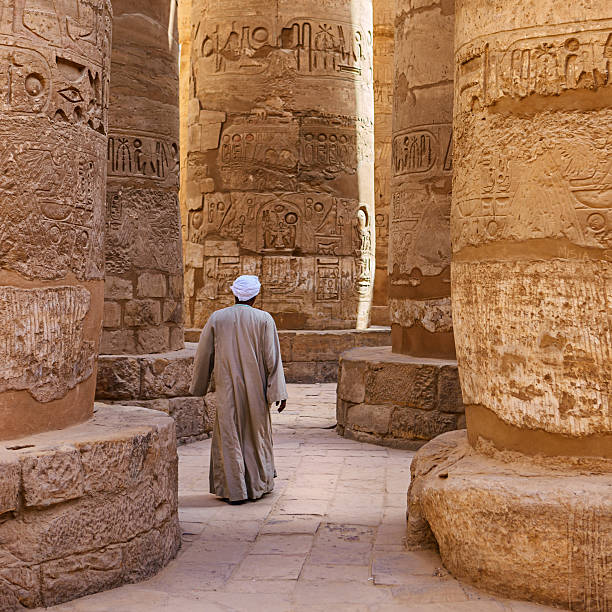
[0, 0, 609, 609]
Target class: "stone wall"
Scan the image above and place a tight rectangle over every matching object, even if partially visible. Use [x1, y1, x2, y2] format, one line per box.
[184, 0, 375, 331]
[0, 0, 112, 440]
[102, 0, 184, 356]
[0, 405, 180, 609]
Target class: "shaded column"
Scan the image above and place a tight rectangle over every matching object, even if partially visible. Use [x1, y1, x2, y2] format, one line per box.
[102, 0, 183, 355]
[390, 0, 455, 359]
[371, 0, 394, 326]
[185, 0, 375, 330]
[0, 1, 112, 440]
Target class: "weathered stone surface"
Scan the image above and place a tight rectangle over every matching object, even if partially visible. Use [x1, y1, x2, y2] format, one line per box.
[103, 0, 184, 356]
[407, 431, 612, 611]
[452, 0, 612, 453]
[337, 347, 464, 448]
[0, 0, 112, 440]
[0, 404, 180, 608]
[21, 447, 84, 508]
[0, 452, 21, 516]
[96, 356, 141, 401]
[390, 0, 455, 360]
[372, 0, 393, 319]
[183, 0, 376, 331]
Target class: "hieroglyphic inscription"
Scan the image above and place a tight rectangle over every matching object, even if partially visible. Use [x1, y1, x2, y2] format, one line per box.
[457, 26, 612, 107]
[0, 286, 94, 402]
[393, 124, 453, 177]
[108, 133, 179, 184]
[106, 189, 182, 275]
[197, 15, 373, 82]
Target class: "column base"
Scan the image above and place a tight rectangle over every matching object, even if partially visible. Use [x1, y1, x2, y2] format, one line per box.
[185, 328, 393, 384]
[336, 346, 464, 449]
[407, 430, 612, 611]
[96, 346, 214, 444]
[0, 405, 180, 610]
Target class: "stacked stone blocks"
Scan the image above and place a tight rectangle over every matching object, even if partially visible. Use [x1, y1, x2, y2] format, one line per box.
[0, 406, 180, 610]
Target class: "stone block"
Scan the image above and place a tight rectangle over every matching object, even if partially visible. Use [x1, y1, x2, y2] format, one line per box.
[184, 269, 196, 298]
[137, 273, 167, 298]
[0, 451, 20, 515]
[168, 274, 184, 298]
[103, 301, 122, 329]
[204, 239, 239, 257]
[96, 356, 141, 400]
[105, 276, 133, 301]
[278, 332, 294, 362]
[390, 408, 457, 441]
[124, 300, 162, 327]
[137, 327, 170, 354]
[163, 300, 182, 323]
[347, 404, 394, 435]
[100, 330, 137, 355]
[315, 361, 339, 383]
[0, 565, 41, 609]
[41, 546, 123, 607]
[185, 242, 204, 268]
[337, 357, 367, 404]
[282, 361, 317, 384]
[292, 332, 356, 362]
[437, 366, 464, 413]
[141, 353, 193, 399]
[354, 329, 392, 347]
[20, 447, 84, 508]
[336, 399, 352, 427]
[365, 362, 438, 408]
[170, 326, 185, 351]
[169, 397, 206, 439]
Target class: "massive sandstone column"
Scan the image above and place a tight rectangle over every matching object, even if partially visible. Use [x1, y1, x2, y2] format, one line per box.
[371, 0, 394, 326]
[178, 0, 192, 246]
[407, 1, 611, 609]
[102, 0, 183, 355]
[184, 0, 375, 330]
[0, 0, 111, 440]
[96, 1, 212, 444]
[0, 4, 180, 607]
[336, 0, 464, 448]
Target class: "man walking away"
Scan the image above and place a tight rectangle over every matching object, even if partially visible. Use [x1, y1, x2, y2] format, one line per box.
[189, 275, 288, 503]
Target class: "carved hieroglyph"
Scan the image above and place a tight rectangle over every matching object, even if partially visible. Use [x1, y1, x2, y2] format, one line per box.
[453, 0, 612, 452]
[390, 0, 455, 358]
[0, 0, 111, 440]
[185, 0, 375, 330]
[372, 0, 393, 315]
[103, 0, 183, 355]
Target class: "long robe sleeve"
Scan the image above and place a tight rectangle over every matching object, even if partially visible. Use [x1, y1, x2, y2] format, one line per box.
[189, 318, 215, 396]
[263, 315, 288, 405]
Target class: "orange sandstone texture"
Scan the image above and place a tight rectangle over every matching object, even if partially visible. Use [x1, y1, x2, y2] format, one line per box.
[102, 0, 183, 356]
[0, 0, 112, 440]
[184, 0, 375, 330]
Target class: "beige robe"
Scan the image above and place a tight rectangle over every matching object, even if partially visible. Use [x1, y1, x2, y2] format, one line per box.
[189, 304, 287, 502]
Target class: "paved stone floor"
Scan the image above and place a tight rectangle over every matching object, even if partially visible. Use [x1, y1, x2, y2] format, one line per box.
[50, 384, 558, 612]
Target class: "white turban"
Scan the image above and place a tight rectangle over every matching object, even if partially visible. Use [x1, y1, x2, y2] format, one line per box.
[231, 275, 261, 302]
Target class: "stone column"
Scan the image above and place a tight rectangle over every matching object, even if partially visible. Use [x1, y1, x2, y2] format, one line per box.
[185, 0, 375, 331]
[371, 0, 394, 326]
[390, 0, 454, 359]
[179, 0, 192, 246]
[0, 0, 111, 440]
[407, 1, 611, 608]
[102, 0, 183, 356]
[336, 0, 464, 448]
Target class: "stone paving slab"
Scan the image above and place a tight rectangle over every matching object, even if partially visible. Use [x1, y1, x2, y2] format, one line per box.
[48, 384, 561, 612]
